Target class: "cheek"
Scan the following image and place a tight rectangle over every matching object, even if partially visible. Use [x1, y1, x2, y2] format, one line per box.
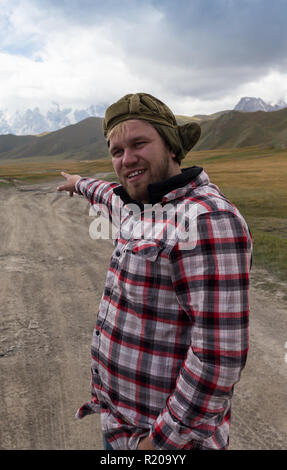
[112, 159, 120, 175]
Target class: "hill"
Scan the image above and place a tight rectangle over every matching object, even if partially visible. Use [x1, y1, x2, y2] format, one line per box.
[176, 110, 231, 125]
[155, 107, 287, 150]
[0, 134, 38, 154]
[193, 107, 287, 150]
[0, 117, 108, 161]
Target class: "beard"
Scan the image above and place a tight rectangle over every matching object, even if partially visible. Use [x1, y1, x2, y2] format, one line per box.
[121, 152, 172, 203]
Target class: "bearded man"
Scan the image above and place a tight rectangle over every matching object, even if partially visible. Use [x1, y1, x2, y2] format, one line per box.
[57, 93, 252, 450]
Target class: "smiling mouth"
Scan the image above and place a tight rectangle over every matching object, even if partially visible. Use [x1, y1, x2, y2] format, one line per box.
[127, 169, 146, 180]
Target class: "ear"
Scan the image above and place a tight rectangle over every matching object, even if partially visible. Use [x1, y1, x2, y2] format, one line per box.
[168, 148, 181, 168]
[168, 148, 178, 161]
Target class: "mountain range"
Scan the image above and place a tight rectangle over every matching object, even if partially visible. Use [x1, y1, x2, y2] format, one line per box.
[0, 103, 108, 136]
[234, 97, 287, 113]
[0, 98, 287, 161]
[1, 103, 287, 161]
[1, 97, 287, 137]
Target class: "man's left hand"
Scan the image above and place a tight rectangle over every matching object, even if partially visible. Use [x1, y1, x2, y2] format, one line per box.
[137, 436, 156, 450]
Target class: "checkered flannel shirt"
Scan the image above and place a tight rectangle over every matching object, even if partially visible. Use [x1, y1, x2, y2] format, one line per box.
[75, 168, 252, 450]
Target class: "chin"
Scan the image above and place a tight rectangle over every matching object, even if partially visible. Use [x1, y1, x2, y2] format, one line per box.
[125, 185, 148, 202]
[129, 192, 146, 202]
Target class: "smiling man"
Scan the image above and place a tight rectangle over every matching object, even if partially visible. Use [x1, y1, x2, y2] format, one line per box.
[57, 93, 253, 451]
[108, 119, 181, 203]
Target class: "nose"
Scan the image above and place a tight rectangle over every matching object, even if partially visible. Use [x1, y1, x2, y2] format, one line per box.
[122, 147, 139, 166]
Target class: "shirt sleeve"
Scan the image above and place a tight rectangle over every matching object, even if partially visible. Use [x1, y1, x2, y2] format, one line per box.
[150, 210, 253, 449]
[75, 177, 123, 226]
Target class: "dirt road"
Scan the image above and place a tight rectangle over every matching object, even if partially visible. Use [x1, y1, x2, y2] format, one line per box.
[0, 181, 286, 450]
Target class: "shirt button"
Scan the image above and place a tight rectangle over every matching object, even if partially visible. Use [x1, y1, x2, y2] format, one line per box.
[94, 368, 99, 374]
[115, 250, 121, 257]
[96, 330, 100, 336]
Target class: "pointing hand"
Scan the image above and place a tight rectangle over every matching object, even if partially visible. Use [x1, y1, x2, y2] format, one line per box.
[57, 171, 81, 197]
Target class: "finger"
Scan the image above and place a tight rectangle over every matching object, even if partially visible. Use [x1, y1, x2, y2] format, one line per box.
[61, 171, 69, 179]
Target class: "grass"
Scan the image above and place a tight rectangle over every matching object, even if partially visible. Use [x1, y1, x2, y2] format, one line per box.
[0, 157, 114, 183]
[1, 145, 287, 285]
[183, 146, 287, 284]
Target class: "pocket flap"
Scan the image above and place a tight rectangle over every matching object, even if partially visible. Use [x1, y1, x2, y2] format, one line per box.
[126, 239, 163, 261]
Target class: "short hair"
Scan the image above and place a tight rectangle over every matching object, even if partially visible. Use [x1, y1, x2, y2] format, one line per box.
[106, 119, 180, 164]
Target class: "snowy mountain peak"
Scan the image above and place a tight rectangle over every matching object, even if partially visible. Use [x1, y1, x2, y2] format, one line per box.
[234, 97, 287, 112]
[0, 103, 108, 136]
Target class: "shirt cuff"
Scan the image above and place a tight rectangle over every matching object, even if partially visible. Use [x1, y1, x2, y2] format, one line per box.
[150, 408, 194, 450]
[75, 177, 94, 195]
[75, 398, 101, 419]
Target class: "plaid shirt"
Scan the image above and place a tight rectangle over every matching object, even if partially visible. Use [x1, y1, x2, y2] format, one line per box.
[75, 168, 252, 450]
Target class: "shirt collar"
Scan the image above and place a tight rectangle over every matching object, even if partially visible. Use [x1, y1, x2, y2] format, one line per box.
[113, 166, 204, 208]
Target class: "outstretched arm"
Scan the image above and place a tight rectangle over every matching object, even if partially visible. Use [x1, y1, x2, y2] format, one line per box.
[56, 171, 123, 228]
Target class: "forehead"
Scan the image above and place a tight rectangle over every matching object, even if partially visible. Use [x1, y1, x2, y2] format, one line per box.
[108, 119, 159, 147]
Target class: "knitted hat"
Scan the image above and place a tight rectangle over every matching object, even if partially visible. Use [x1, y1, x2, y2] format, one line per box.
[103, 93, 201, 162]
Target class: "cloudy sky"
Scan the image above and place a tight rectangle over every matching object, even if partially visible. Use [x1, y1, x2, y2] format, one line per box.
[1, 0, 287, 116]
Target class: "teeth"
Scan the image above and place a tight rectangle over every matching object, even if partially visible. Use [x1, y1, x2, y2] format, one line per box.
[128, 170, 145, 178]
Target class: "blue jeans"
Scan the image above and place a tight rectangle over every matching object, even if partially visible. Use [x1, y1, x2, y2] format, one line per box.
[103, 436, 114, 450]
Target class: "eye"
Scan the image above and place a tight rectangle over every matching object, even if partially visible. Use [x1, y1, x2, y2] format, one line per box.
[135, 141, 145, 148]
[112, 148, 123, 157]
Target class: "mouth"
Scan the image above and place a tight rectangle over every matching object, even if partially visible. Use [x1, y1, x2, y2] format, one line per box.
[126, 169, 146, 182]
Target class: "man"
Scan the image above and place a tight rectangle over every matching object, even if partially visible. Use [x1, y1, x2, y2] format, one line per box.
[57, 93, 252, 450]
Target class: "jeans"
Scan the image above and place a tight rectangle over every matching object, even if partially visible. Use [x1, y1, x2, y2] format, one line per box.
[103, 436, 114, 450]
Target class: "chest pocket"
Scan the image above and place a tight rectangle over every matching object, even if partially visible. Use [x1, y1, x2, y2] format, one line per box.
[125, 239, 164, 262]
[117, 240, 165, 305]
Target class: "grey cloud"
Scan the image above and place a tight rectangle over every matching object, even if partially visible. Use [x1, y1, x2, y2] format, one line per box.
[31, 0, 157, 25]
[107, 0, 287, 99]
[144, 1, 286, 62]
[12, 0, 287, 103]
[33, 0, 287, 69]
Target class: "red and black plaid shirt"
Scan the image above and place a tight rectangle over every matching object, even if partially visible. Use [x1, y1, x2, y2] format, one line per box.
[75, 168, 252, 450]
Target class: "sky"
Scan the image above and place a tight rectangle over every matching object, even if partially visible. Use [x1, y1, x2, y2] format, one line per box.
[1, 0, 287, 116]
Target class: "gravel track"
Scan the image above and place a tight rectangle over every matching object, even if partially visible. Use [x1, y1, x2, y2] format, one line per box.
[0, 182, 286, 450]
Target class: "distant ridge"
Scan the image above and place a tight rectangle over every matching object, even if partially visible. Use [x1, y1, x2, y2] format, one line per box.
[193, 107, 287, 150]
[176, 110, 230, 125]
[0, 117, 108, 160]
[1, 96, 286, 137]
[1, 106, 287, 160]
[0, 134, 37, 154]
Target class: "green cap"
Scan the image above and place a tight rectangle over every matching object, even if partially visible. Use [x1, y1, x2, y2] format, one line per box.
[103, 93, 201, 162]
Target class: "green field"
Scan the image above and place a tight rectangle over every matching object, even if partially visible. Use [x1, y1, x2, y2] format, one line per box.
[0, 146, 286, 284]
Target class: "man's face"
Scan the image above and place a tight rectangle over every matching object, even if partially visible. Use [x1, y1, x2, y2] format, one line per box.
[109, 120, 180, 202]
